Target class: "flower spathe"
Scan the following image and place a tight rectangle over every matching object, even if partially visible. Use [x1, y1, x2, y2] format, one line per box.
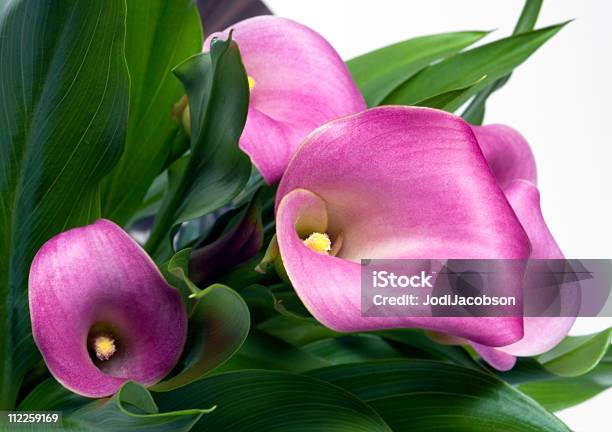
[275, 107, 574, 369]
[276, 106, 533, 347]
[204, 16, 366, 183]
[28, 220, 187, 397]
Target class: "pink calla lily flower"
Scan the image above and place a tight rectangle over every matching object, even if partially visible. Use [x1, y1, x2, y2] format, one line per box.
[29, 220, 187, 397]
[204, 16, 366, 184]
[275, 107, 572, 368]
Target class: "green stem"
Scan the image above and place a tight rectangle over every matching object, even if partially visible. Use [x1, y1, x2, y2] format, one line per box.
[144, 159, 196, 256]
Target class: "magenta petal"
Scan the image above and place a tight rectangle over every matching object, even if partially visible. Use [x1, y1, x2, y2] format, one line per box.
[505, 180, 562, 259]
[472, 343, 517, 371]
[205, 16, 366, 183]
[472, 124, 537, 191]
[497, 180, 575, 356]
[276, 107, 533, 345]
[29, 220, 187, 397]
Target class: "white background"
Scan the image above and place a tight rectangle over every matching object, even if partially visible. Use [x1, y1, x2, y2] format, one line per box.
[264, 1, 611, 430]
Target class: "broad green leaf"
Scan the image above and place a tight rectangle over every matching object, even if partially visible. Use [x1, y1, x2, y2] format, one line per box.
[18, 378, 89, 413]
[490, 343, 612, 411]
[213, 330, 329, 374]
[519, 348, 612, 411]
[309, 360, 569, 432]
[383, 23, 566, 112]
[494, 357, 556, 385]
[66, 381, 213, 431]
[152, 284, 250, 391]
[519, 378, 608, 412]
[377, 329, 477, 367]
[303, 335, 403, 365]
[463, 0, 544, 124]
[154, 370, 392, 432]
[537, 328, 612, 377]
[258, 314, 342, 346]
[145, 36, 251, 258]
[0, 0, 129, 408]
[102, 0, 202, 225]
[347, 31, 488, 106]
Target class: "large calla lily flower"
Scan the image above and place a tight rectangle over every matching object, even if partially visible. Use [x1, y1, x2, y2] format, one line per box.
[204, 16, 366, 184]
[275, 106, 532, 347]
[29, 220, 187, 397]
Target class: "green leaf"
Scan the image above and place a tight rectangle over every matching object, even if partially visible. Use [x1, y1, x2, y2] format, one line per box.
[145, 36, 252, 258]
[258, 314, 342, 346]
[347, 31, 488, 106]
[513, 0, 544, 34]
[537, 328, 612, 377]
[161, 248, 201, 304]
[462, 0, 544, 124]
[101, 0, 202, 225]
[308, 360, 569, 432]
[414, 75, 487, 110]
[382, 23, 566, 112]
[66, 381, 213, 431]
[303, 335, 403, 365]
[213, 330, 329, 374]
[0, 0, 129, 408]
[18, 378, 89, 413]
[377, 329, 477, 367]
[154, 370, 392, 431]
[491, 329, 612, 411]
[241, 284, 311, 324]
[152, 284, 250, 391]
[519, 347, 612, 411]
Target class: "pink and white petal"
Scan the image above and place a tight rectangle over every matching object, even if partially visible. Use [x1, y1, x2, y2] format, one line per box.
[472, 124, 537, 191]
[206, 16, 366, 182]
[29, 220, 187, 397]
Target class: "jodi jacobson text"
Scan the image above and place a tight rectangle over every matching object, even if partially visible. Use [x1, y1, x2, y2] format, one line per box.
[372, 294, 517, 306]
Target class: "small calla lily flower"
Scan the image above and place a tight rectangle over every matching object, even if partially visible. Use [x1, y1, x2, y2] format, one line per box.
[29, 219, 187, 397]
[204, 16, 366, 184]
[275, 106, 532, 347]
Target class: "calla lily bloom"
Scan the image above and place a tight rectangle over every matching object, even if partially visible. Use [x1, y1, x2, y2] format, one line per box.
[204, 16, 366, 184]
[276, 106, 532, 347]
[275, 107, 573, 368]
[29, 220, 187, 397]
